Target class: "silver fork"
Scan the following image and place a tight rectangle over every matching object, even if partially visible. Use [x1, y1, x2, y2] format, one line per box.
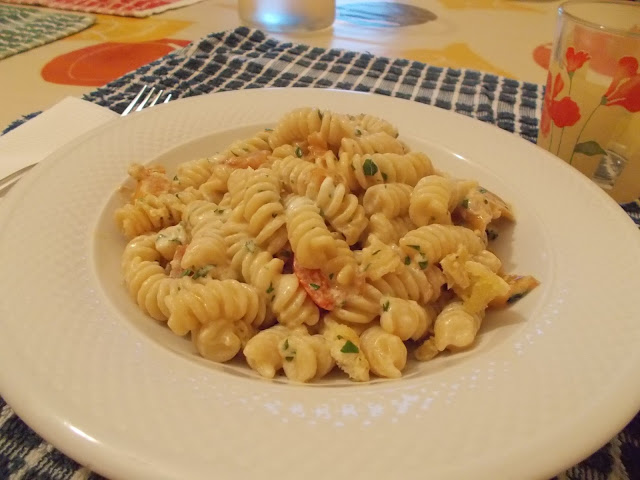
[0, 85, 171, 198]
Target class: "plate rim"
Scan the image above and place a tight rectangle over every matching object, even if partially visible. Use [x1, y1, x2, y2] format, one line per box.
[1, 87, 639, 480]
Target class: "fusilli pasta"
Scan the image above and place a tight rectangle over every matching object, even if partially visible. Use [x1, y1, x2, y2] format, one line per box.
[115, 107, 538, 383]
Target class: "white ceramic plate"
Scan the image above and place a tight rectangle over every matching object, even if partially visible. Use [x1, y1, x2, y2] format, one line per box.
[1, 88, 639, 480]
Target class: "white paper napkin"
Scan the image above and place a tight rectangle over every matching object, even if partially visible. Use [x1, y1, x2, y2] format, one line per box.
[0, 96, 118, 182]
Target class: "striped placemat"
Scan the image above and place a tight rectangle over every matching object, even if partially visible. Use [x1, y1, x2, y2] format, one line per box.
[1, 0, 204, 18]
[0, 4, 94, 59]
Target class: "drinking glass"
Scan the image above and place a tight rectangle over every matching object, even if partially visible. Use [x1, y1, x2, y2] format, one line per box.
[537, 0, 640, 203]
[238, 0, 336, 33]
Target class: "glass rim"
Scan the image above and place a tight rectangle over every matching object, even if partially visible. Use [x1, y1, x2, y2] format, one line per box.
[559, 0, 640, 39]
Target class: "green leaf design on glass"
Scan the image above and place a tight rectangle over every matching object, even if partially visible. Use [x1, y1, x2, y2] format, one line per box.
[573, 141, 606, 156]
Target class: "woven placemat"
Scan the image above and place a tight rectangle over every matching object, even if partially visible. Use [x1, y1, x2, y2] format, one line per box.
[1, 0, 203, 18]
[0, 4, 94, 59]
[1, 27, 639, 479]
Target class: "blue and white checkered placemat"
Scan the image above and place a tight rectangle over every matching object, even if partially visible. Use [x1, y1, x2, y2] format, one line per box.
[1, 26, 639, 479]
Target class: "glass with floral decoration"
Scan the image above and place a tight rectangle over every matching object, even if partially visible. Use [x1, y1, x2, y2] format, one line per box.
[537, 0, 640, 203]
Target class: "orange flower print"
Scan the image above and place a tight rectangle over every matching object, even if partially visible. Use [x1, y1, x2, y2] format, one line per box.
[602, 56, 640, 112]
[566, 47, 590, 74]
[540, 72, 581, 137]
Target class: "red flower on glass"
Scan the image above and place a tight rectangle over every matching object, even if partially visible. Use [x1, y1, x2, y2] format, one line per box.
[566, 47, 590, 74]
[540, 72, 581, 136]
[602, 56, 640, 112]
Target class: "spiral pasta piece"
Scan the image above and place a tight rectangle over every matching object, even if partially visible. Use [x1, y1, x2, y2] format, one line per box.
[400, 224, 485, 266]
[369, 262, 444, 306]
[155, 224, 187, 261]
[329, 283, 382, 325]
[360, 326, 407, 379]
[337, 152, 434, 192]
[339, 131, 406, 155]
[225, 228, 284, 293]
[284, 195, 337, 269]
[222, 129, 271, 157]
[322, 317, 370, 382]
[123, 257, 181, 321]
[172, 154, 226, 191]
[409, 175, 455, 226]
[379, 296, 432, 341]
[271, 274, 320, 328]
[236, 167, 288, 253]
[128, 164, 172, 200]
[358, 235, 402, 281]
[197, 163, 235, 204]
[114, 188, 205, 239]
[362, 182, 412, 219]
[364, 213, 415, 245]
[166, 278, 267, 336]
[182, 200, 223, 234]
[275, 155, 366, 245]
[122, 233, 162, 266]
[181, 212, 227, 274]
[279, 333, 335, 382]
[315, 177, 368, 246]
[430, 301, 485, 351]
[244, 325, 300, 378]
[352, 113, 399, 138]
[268, 107, 356, 151]
[192, 320, 256, 363]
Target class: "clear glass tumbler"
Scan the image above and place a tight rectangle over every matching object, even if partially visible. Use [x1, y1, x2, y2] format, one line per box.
[238, 0, 336, 33]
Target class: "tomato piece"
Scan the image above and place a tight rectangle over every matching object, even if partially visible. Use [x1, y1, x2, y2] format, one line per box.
[223, 150, 270, 169]
[168, 244, 188, 278]
[293, 257, 335, 310]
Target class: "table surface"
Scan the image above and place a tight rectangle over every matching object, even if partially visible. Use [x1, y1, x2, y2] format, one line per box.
[2, 1, 639, 480]
[0, 0, 561, 132]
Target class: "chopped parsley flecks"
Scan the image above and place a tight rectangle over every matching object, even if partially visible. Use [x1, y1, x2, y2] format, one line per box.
[192, 265, 214, 279]
[507, 292, 528, 304]
[381, 171, 388, 181]
[180, 269, 193, 277]
[340, 340, 359, 354]
[382, 300, 390, 312]
[408, 244, 421, 251]
[295, 146, 303, 158]
[461, 198, 470, 209]
[362, 158, 378, 176]
[309, 283, 320, 290]
[404, 256, 411, 265]
[418, 261, 428, 270]
[266, 283, 274, 294]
